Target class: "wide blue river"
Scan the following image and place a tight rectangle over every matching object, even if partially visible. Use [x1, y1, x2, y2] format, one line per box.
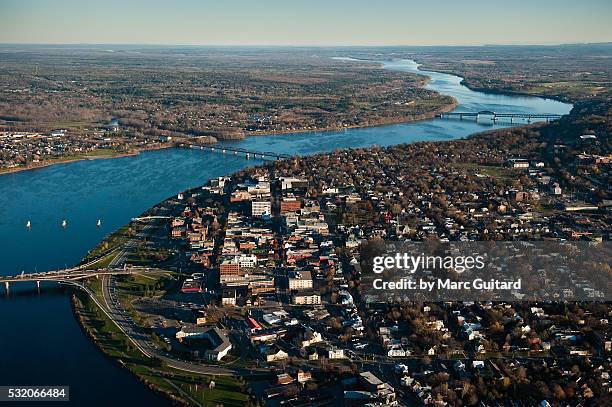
[0, 60, 571, 405]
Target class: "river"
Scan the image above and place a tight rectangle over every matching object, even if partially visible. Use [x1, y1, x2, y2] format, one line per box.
[0, 60, 572, 405]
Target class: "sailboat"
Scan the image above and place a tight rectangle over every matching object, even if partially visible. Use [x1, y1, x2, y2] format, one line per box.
[96, 219, 102, 227]
[26, 220, 32, 229]
[61, 219, 67, 228]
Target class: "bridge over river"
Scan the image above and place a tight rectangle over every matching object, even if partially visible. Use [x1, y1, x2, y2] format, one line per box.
[0, 266, 166, 293]
[182, 143, 293, 160]
[437, 110, 564, 122]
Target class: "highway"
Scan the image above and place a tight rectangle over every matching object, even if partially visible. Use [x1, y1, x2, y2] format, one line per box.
[108, 221, 157, 268]
[94, 274, 273, 377]
[98, 274, 237, 375]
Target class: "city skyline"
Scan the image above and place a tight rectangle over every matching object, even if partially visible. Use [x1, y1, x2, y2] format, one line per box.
[1, 0, 611, 46]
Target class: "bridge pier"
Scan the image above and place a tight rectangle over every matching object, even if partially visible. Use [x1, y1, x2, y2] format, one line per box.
[4, 281, 8, 294]
[36, 280, 40, 289]
[246, 153, 250, 159]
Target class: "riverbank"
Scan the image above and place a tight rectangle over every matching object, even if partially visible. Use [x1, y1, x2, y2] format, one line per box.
[413, 61, 579, 105]
[242, 98, 458, 138]
[349, 56, 577, 110]
[0, 99, 458, 176]
[0, 144, 176, 176]
[70, 292, 185, 406]
[454, 77, 577, 105]
[70, 275, 252, 407]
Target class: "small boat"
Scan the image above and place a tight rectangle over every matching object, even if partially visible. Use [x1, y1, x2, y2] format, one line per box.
[96, 219, 102, 227]
[61, 220, 67, 228]
[26, 220, 32, 229]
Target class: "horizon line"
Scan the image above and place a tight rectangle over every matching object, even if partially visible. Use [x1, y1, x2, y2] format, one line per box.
[1, 41, 611, 48]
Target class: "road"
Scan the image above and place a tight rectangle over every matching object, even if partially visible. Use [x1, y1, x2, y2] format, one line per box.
[92, 274, 274, 377]
[69, 272, 416, 403]
[98, 274, 239, 375]
[78, 273, 414, 404]
[108, 221, 156, 268]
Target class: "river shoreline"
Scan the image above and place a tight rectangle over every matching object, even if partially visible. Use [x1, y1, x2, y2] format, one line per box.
[70, 291, 187, 406]
[0, 57, 573, 178]
[4, 54, 572, 178]
[413, 61, 577, 105]
[0, 101, 458, 177]
[0, 59, 461, 177]
[238, 99, 458, 138]
[0, 144, 175, 177]
[459, 81, 575, 105]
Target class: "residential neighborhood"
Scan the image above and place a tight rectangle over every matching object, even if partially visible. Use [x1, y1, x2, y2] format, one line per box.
[142, 112, 610, 405]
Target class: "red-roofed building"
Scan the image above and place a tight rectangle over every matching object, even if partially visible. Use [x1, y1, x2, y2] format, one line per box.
[246, 317, 262, 333]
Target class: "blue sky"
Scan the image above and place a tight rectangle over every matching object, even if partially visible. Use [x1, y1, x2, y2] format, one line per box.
[0, 0, 610, 45]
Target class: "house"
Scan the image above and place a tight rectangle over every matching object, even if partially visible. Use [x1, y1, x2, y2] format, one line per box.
[388, 348, 407, 358]
[171, 218, 185, 227]
[265, 346, 289, 362]
[328, 347, 346, 359]
[300, 327, 323, 348]
[307, 349, 319, 360]
[297, 370, 312, 383]
[221, 288, 237, 306]
[171, 227, 186, 238]
[230, 190, 252, 202]
[506, 158, 529, 169]
[291, 291, 321, 305]
[276, 373, 293, 385]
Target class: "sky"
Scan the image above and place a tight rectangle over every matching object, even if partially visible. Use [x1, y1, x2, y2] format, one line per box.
[0, 0, 611, 46]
